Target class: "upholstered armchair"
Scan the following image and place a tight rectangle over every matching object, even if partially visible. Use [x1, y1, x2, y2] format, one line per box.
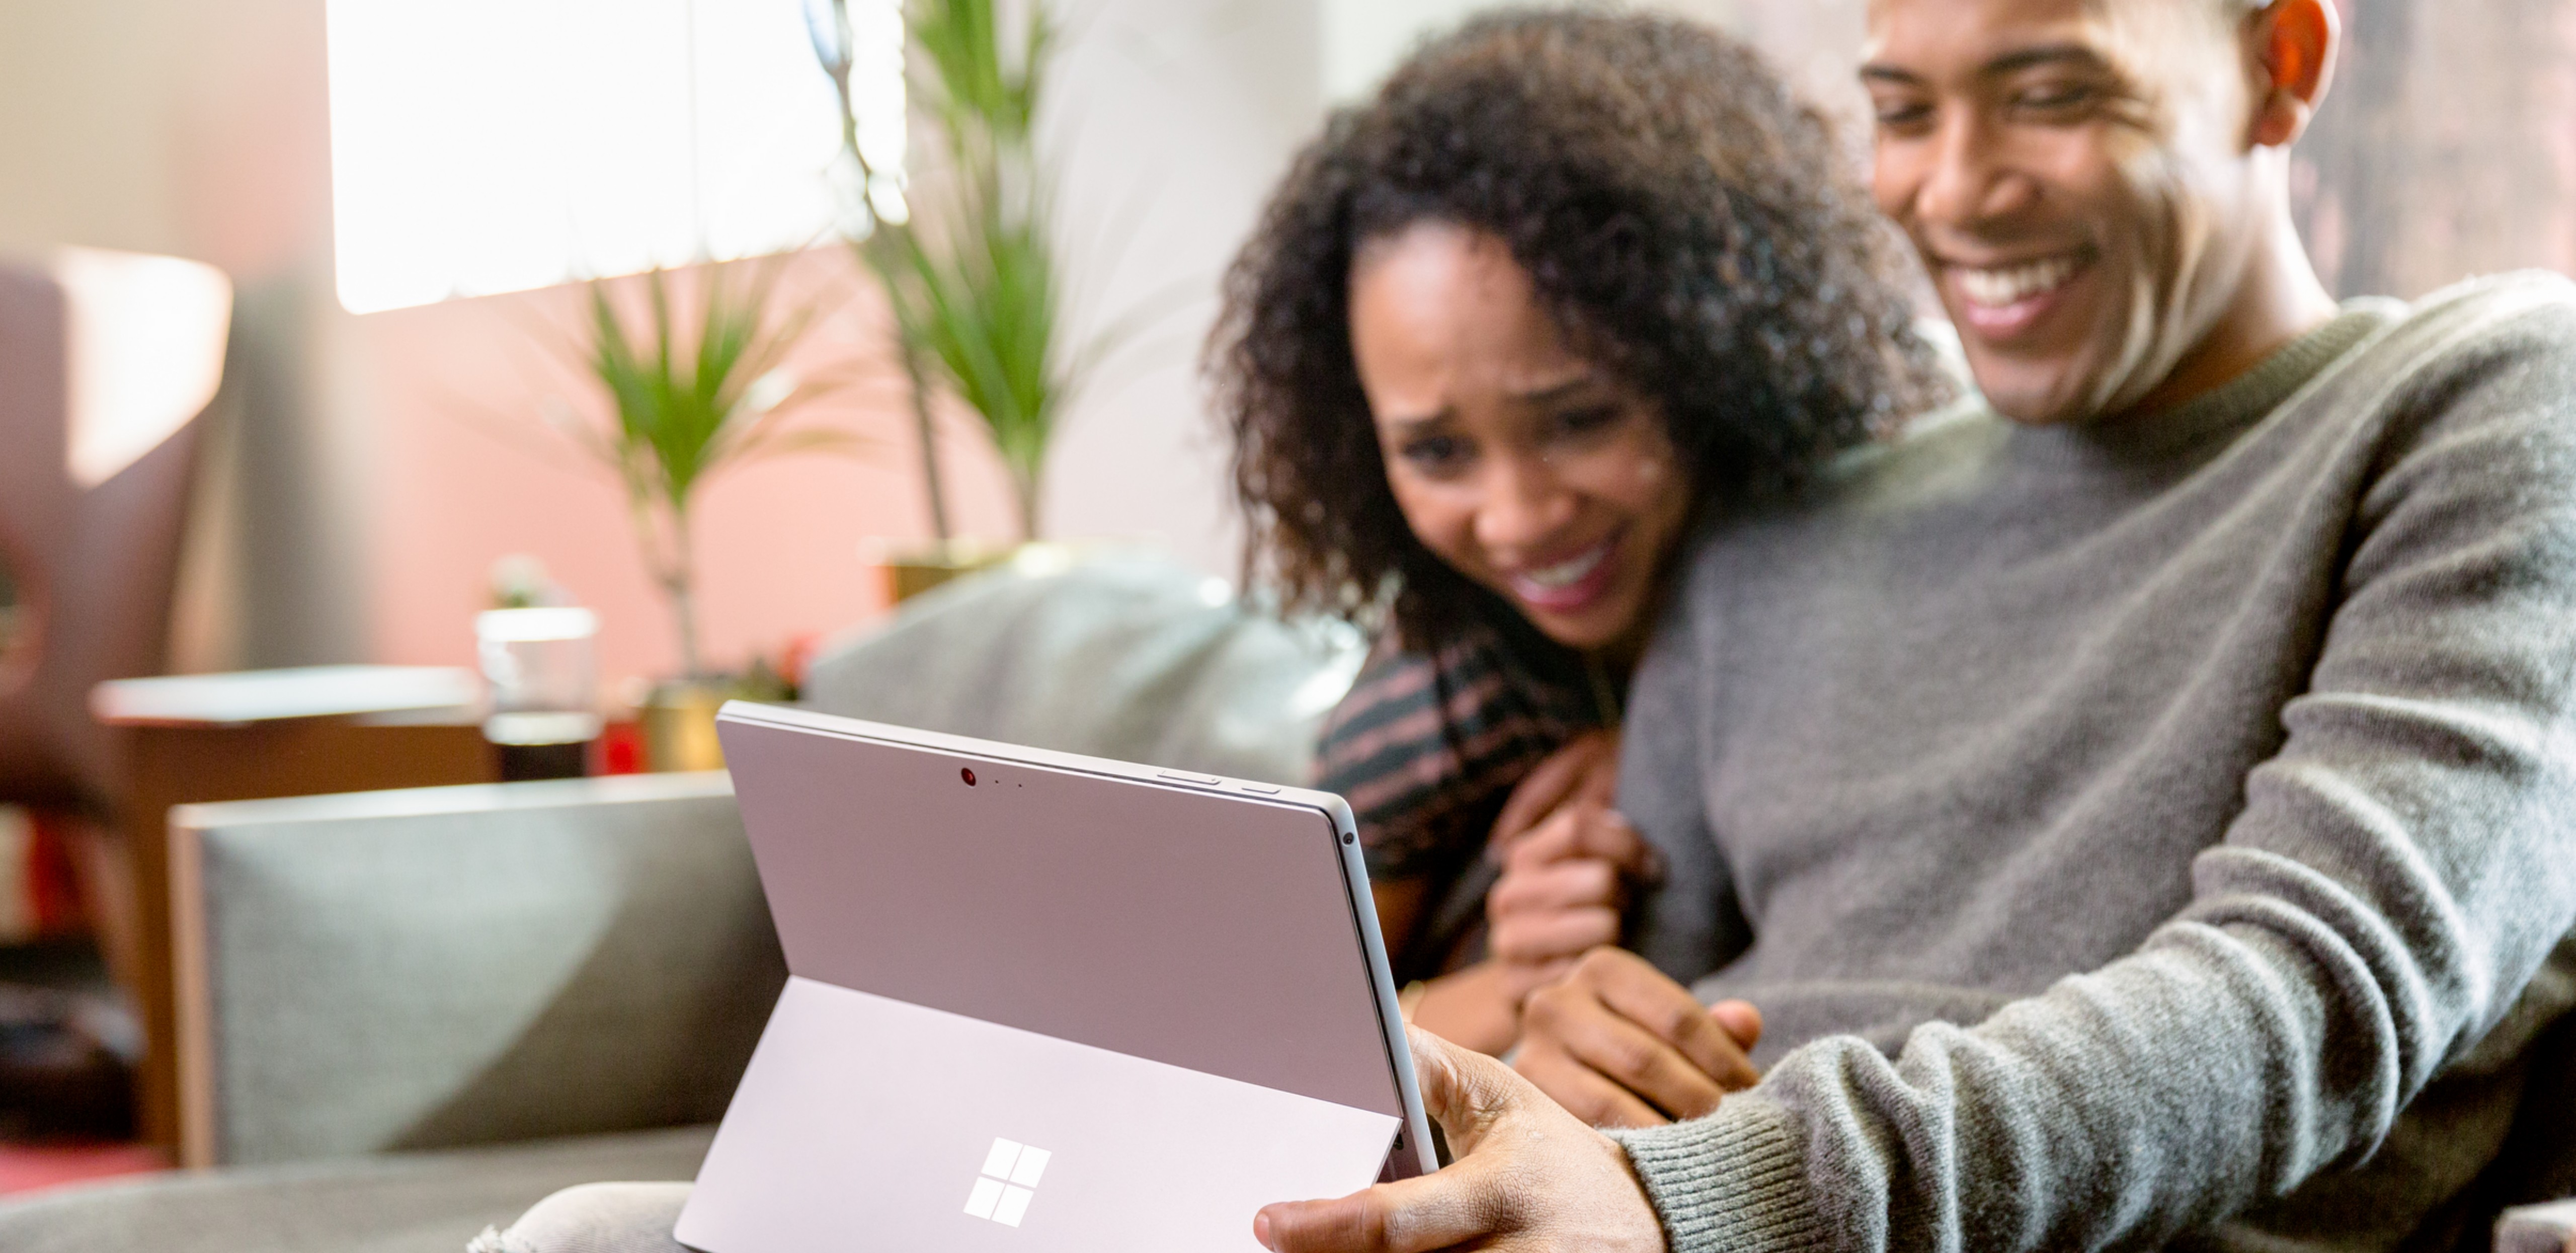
[0, 250, 229, 809]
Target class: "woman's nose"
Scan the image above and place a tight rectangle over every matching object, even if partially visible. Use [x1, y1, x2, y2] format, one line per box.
[1473, 454, 1575, 555]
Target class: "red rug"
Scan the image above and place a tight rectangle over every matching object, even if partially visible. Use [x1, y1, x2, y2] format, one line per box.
[0, 1141, 167, 1196]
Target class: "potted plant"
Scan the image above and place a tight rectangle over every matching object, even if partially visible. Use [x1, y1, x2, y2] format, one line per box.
[812, 0, 1104, 600]
[555, 261, 850, 768]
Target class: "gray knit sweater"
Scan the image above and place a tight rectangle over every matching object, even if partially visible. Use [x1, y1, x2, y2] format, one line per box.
[1610, 273, 2576, 1252]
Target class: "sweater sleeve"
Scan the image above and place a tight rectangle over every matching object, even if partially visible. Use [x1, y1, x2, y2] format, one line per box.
[1616, 300, 2576, 1252]
[1620, 550, 1753, 986]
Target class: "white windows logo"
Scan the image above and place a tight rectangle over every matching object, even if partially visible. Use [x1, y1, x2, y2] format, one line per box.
[962, 1138, 1051, 1227]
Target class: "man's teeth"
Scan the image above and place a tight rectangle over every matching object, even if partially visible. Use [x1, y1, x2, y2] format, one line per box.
[1957, 255, 2080, 308]
[1520, 543, 1610, 589]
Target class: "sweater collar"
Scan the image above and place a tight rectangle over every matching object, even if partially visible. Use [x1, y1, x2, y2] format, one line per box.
[2007, 302, 2396, 466]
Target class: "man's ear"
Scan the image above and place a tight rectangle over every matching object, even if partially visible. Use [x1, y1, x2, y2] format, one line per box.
[2248, 0, 2338, 147]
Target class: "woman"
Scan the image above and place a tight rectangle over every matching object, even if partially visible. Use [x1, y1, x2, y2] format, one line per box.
[1210, 10, 1945, 1053]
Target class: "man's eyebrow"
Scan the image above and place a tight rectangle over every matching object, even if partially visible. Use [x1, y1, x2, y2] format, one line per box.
[1978, 44, 2109, 78]
[1860, 43, 2108, 87]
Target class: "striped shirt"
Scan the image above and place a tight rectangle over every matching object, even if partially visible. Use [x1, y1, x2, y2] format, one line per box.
[1314, 613, 1610, 980]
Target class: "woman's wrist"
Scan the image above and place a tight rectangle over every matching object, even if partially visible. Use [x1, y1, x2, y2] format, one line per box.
[1406, 961, 1525, 1056]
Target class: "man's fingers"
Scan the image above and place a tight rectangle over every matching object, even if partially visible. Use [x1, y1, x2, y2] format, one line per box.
[1587, 954, 1760, 1091]
[1710, 998, 1764, 1052]
[1527, 985, 1728, 1121]
[1489, 905, 1620, 965]
[1511, 1044, 1670, 1129]
[1250, 1027, 1538, 1250]
[1255, 1174, 1496, 1253]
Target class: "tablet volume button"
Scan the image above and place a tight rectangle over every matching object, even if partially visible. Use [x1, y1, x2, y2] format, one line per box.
[1158, 771, 1221, 787]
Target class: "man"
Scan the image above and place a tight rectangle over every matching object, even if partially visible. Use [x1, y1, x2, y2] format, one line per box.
[1255, 0, 2576, 1249]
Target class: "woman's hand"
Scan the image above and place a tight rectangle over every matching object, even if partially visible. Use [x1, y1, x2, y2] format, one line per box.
[1254, 1026, 1668, 1253]
[1412, 804, 1666, 1055]
[1487, 731, 1657, 981]
[1489, 730, 1623, 848]
[1487, 803, 1658, 977]
[1399, 730, 1663, 1056]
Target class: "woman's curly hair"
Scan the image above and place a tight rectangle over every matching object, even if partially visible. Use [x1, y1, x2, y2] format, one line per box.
[1210, 8, 1949, 650]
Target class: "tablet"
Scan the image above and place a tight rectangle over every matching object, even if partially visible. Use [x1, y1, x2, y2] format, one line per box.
[675, 702, 1436, 1253]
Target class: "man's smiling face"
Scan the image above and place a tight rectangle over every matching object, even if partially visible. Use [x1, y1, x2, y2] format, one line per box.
[1865, 0, 2272, 424]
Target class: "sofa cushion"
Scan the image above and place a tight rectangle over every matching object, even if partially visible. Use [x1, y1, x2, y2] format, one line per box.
[0, 1124, 711, 1253]
[803, 551, 1364, 785]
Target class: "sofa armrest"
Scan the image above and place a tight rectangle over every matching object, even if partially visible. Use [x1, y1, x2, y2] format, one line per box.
[169, 772, 782, 1168]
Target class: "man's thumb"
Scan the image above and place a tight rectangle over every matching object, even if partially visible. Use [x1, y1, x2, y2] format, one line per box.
[1404, 1024, 1513, 1152]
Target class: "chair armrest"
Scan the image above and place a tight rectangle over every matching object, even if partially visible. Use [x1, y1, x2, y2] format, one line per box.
[169, 773, 782, 1168]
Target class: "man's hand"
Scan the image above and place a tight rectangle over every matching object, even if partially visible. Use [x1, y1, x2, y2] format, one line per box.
[1515, 948, 1762, 1128]
[1254, 1026, 1667, 1253]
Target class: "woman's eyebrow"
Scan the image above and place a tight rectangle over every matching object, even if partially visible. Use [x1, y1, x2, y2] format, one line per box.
[1378, 409, 1455, 435]
[1504, 375, 1604, 405]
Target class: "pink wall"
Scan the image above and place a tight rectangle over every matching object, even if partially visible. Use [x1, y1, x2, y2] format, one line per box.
[361, 251, 1021, 688]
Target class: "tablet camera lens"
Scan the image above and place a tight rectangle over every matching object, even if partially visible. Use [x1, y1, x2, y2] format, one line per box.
[961, 767, 978, 787]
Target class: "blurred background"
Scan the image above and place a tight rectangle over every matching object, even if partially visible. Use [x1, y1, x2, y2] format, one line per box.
[2, 0, 2568, 688]
[0, 0, 2570, 1202]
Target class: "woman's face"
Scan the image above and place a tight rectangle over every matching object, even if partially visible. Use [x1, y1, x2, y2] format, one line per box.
[1348, 221, 1691, 655]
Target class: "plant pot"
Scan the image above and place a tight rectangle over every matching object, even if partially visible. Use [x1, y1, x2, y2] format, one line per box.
[862, 538, 1021, 605]
[640, 678, 732, 772]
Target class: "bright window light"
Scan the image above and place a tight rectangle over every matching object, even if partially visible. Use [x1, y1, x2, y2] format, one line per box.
[324, 0, 904, 315]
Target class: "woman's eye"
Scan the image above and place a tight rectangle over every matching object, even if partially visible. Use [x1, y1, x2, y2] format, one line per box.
[1550, 405, 1624, 441]
[1400, 435, 1472, 474]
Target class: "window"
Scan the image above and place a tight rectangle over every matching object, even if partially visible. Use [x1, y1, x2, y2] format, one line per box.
[323, 0, 905, 314]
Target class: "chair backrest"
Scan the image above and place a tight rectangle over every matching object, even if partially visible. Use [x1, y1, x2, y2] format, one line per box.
[0, 252, 226, 805]
[169, 772, 781, 1167]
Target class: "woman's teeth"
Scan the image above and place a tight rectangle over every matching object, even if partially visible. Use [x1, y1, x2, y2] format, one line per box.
[1957, 254, 2081, 308]
[1519, 542, 1611, 590]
